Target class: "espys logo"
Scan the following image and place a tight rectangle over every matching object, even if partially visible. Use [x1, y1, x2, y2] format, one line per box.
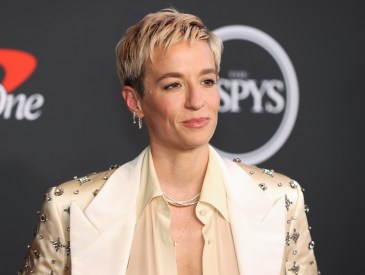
[0, 49, 44, 120]
[212, 25, 299, 164]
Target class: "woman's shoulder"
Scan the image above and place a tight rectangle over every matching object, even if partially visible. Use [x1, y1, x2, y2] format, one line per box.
[19, 164, 122, 274]
[48, 164, 122, 211]
[233, 160, 304, 201]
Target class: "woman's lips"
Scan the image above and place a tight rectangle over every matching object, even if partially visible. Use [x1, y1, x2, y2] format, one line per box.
[182, 117, 210, 128]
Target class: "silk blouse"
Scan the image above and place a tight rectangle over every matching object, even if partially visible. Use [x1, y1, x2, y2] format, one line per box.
[126, 148, 240, 275]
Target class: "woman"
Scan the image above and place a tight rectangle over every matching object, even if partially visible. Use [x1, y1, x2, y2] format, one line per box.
[20, 8, 318, 275]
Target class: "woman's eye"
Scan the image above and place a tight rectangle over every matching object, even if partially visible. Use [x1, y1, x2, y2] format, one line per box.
[164, 83, 181, 90]
[202, 79, 216, 86]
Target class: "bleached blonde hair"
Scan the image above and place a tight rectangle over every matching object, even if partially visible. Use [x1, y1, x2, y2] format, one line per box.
[116, 8, 223, 96]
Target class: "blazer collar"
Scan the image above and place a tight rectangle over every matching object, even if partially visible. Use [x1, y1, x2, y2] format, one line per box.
[212, 147, 286, 275]
[212, 148, 274, 222]
[70, 148, 147, 275]
[70, 146, 285, 275]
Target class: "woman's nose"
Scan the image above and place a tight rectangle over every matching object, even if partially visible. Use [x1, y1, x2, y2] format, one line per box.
[185, 85, 205, 110]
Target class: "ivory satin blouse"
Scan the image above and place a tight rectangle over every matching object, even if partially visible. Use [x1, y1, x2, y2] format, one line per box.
[126, 149, 240, 275]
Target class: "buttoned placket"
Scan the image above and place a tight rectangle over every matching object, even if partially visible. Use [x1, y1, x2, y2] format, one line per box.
[155, 197, 178, 275]
[196, 202, 219, 275]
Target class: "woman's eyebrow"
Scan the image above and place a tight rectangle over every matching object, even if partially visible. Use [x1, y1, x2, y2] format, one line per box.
[157, 72, 183, 82]
[157, 68, 217, 82]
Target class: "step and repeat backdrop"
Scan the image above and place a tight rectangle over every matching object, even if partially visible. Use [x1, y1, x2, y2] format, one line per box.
[1, 0, 364, 274]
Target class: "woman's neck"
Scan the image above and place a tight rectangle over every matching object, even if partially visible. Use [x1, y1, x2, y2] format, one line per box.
[150, 144, 209, 200]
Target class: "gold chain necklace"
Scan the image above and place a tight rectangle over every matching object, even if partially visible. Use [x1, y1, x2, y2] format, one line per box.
[171, 216, 192, 255]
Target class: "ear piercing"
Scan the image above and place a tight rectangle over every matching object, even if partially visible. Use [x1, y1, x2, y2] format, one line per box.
[132, 112, 142, 129]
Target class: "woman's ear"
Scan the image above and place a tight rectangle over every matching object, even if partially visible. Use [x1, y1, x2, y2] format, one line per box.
[122, 86, 143, 117]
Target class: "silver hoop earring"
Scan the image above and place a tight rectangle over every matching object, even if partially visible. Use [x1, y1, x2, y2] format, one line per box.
[138, 117, 142, 129]
[132, 112, 136, 124]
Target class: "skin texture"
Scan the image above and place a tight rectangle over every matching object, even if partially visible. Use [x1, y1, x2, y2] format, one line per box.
[124, 40, 220, 153]
[122, 40, 220, 275]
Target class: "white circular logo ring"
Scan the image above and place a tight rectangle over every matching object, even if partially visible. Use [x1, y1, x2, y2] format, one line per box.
[212, 25, 299, 164]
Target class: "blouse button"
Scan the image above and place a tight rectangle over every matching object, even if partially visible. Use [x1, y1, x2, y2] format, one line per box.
[199, 209, 207, 216]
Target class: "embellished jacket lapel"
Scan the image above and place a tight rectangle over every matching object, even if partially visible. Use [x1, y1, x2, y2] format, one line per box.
[69, 146, 285, 274]
[213, 149, 286, 275]
[69, 149, 147, 275]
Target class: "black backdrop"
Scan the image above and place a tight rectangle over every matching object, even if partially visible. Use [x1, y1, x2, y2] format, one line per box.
[1, 0, 364, 274]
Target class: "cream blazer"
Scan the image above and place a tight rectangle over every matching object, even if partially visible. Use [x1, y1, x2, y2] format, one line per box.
[20, 147, 318, 275]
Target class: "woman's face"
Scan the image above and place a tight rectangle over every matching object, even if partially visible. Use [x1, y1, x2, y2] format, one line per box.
[139, 40, 220, 151]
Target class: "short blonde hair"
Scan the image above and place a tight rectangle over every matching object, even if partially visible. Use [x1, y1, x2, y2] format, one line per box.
[116, 8, 223, 96]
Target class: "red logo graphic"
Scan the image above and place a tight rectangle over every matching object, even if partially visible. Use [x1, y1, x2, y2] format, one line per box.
[0, 49, 37, 93]
[0, 49, 44, 120]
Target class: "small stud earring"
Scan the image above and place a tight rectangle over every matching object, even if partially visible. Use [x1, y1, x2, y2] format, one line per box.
[132, 112, 136, 124]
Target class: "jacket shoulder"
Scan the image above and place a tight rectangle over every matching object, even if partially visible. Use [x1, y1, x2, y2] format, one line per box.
[19, 165, 122, 274]
[50, 165, 121, 211]
[232, 160, 318, 273]
[234, 161, 303, 201]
